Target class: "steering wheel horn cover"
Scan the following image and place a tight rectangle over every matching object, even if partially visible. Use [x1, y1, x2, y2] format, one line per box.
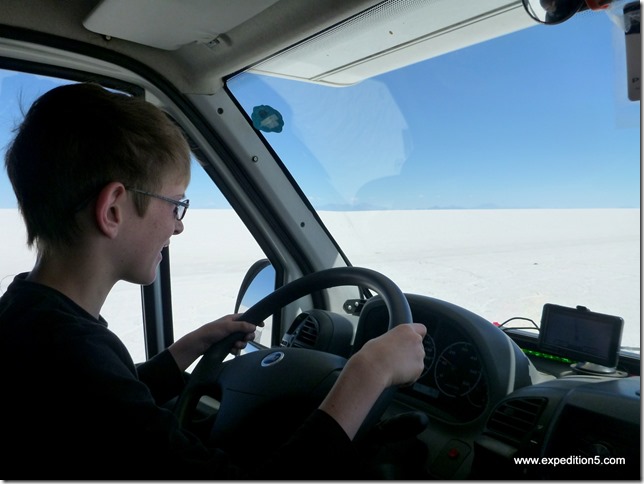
[260, 351, 285, 367]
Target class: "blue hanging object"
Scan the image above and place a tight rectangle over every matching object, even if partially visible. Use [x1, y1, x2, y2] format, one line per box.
[251, 105, 284, 133]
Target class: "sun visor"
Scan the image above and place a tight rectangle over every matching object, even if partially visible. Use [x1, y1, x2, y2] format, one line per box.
[83, 0, 278, 51]
[249, 0, 534, 86]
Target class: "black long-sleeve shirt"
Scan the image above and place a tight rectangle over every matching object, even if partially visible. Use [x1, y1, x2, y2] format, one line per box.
[0, 273, 356, 479]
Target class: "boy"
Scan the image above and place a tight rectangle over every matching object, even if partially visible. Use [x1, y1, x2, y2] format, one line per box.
[0, 83, 426, 479]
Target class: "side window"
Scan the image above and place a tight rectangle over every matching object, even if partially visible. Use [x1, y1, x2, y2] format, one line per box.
[168, 157, 272, 347]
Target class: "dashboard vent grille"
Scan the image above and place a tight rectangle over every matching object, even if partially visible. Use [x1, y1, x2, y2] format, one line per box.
[292, 315, 319, 349]
[486, 397, 547, 446]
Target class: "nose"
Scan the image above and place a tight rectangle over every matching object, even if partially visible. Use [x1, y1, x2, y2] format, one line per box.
[173, 218, 184, 235]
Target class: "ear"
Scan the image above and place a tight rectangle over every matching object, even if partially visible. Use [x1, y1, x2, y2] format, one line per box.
[94, 182, 128, 239]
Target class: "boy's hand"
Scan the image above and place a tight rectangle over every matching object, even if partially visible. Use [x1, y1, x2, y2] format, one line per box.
[169, 313, 263, 371]
[356, 323, 427, 388]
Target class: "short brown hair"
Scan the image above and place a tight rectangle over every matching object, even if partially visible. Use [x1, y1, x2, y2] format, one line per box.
[5, 82, 191, 252]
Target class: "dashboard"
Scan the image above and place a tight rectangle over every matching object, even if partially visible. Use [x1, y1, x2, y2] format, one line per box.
[278, 291, 640, 479]
[472, 375, 641, 480]
[352, 294, 640, 479]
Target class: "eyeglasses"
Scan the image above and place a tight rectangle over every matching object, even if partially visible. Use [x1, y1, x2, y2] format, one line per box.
[127, 188, 190, 220]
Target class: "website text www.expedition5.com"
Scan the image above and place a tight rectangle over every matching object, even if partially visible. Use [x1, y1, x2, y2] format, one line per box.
[514, 456, 627, 467]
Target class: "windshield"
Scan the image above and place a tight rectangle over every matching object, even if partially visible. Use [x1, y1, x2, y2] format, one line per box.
[227, 8, 640, 354]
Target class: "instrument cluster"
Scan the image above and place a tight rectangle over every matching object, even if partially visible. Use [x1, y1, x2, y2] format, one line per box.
[355, 297, 489, 423]
[403, 324, 488, 422]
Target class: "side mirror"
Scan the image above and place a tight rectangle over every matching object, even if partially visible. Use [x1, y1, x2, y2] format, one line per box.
[234, 259, 276, 347]
[234, 259, 276, 313]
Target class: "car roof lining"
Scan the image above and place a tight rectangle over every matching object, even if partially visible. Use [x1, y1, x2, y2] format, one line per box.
[0, 0, 382, 94]
[0, 0, 532, 95]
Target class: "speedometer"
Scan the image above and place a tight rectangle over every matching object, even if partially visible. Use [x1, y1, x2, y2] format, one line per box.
[434, 341, 482, 397]
[420, 333, 436, 378]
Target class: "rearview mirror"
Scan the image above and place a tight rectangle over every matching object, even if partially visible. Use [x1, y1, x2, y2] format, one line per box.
[521, 0, 612, 24]
[522, 0, 585, 24]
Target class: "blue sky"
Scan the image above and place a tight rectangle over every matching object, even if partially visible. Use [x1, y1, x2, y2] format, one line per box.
[0, 9, 640, 210]
[229, 10, 640, 211]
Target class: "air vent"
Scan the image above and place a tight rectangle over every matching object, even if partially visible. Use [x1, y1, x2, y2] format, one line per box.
[486, 397, 547, 446]
[291, 315, 319, 349]
[281, 312, 321, 349]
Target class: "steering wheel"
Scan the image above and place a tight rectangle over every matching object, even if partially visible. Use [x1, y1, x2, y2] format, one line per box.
[173, 266, 412, 454]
